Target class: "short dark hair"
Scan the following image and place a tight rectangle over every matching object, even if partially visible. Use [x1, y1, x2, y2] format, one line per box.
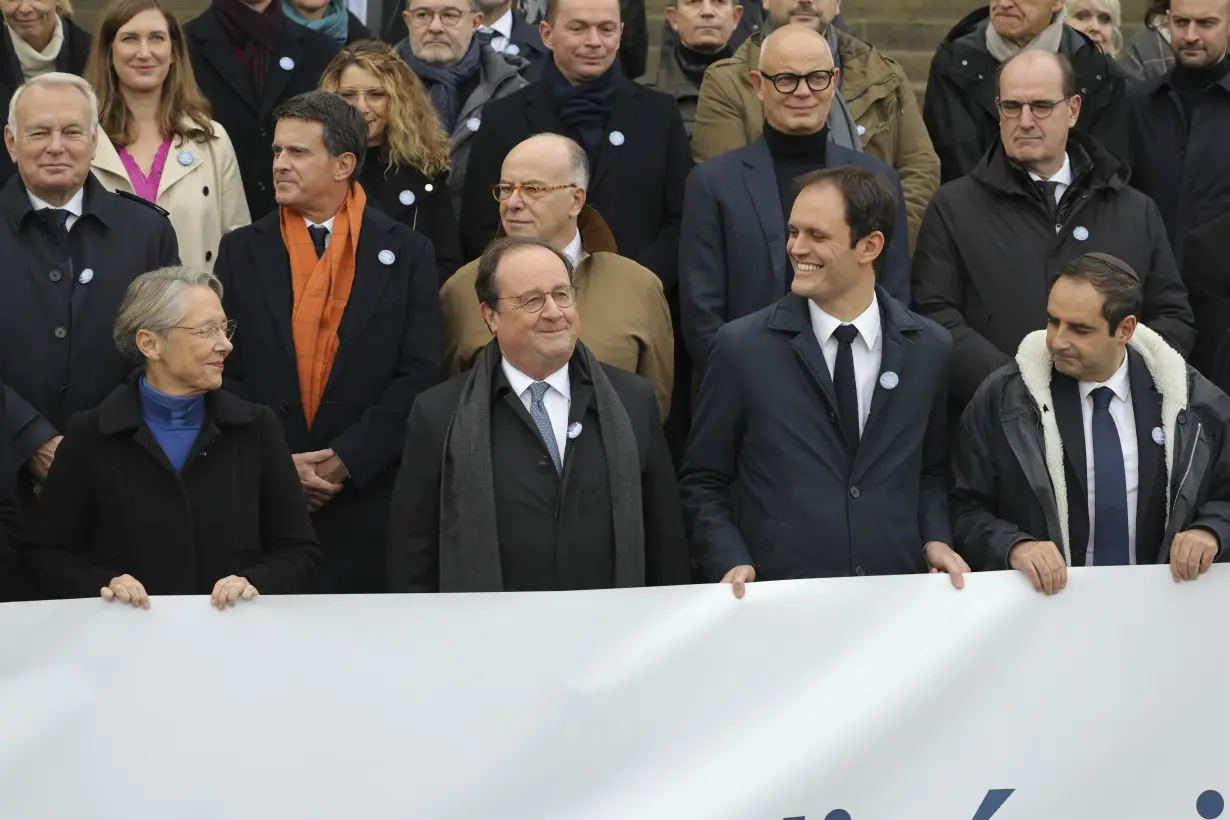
[272, 90, 367, 179]
[995, 50, 1077, 99]
[475, 236, 575, 310]
[546, 0, 619, 24]
[1054, 253, 1144, 334]
[793, 165, 898, 271]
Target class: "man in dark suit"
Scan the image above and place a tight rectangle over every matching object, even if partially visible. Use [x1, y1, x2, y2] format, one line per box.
[680, 24, 910, 372]
[1181, 210, 1230, 392]
[680, 165, 965, 598]
[216, 91, 442, 594]
[476, 0, 550, 81]
[186, 0, 341, 219]
[952, 253, 1230, 594]
[0, 383, 24, 602]
[458, 0, 692, 289]
[0, 74, 179, 502]
[388, 235, 689, 593]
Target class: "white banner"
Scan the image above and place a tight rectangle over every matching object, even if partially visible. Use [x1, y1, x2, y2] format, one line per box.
[1, 567, 1227, 819]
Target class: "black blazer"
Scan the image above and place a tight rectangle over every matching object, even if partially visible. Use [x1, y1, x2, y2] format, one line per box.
[680, 289, 954, 581]
[24, 379, 321, 598]
[215, 205, 442, 593]
[0, 383, 24, 602]
[0, 16, 91, 189]
[459, 79, 692, 290]
[387, 352, 690, 592]
[358, 159, 461, 283]
[185, 10, 342, 219]
[0, 174, 179, 467]
[1182, 211, 1230, 391]
[508, 14, 548, 82]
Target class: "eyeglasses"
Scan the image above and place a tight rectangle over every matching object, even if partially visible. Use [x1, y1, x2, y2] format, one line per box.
[491, 182, 577, 203]
[996, 98, 1070, 119]
[499, 287, 578, 313]
[408, 8, 466, 27]
[759, 69, 835, 94]
[170, 320, 237, 340]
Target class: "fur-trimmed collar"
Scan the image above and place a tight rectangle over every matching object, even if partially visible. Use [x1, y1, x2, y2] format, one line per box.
[1014, 324, 1189, 564]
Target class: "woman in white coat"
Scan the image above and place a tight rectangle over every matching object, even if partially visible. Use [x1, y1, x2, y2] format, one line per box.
[85, 0, 249, 270]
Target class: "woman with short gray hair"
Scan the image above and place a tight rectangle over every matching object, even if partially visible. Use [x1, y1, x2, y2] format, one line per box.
[25, 266, 321, 608]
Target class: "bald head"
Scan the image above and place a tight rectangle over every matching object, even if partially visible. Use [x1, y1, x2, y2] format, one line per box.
[503, 134, 589, 188]
[498, 134, 588, 252]
[753, 23, 838, 136]
[996, 50, 1075, 99]
[996, 50, 1080, 178]
[758, 22, 833, 73]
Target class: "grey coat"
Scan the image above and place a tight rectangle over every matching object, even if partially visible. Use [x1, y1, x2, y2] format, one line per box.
[396, 40, 530, 214]
[641, 47, 699, 137]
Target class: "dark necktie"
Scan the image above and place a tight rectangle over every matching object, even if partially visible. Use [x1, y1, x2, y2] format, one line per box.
[1039, 180, 1061, 219]
[37, 207, 70, 244]
[476, 27, 495, 46]
[832, 324, 861, 457]
[528, 382, 562, 474]
[1091, 386, 1130, 565]
[308, 225, 329, 259]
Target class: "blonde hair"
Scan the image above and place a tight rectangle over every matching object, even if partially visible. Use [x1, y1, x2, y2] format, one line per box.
[1065, 0, 1124, 57]
[320, 40, 451, 179]
[85, 0, 215, 146]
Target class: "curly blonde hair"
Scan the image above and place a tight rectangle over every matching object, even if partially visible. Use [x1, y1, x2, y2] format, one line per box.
[320, 40, 451, 179]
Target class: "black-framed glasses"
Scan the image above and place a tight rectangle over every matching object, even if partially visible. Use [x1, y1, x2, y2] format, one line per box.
[760, 69, 835, 94]
[170, 320, 237, 340]
[491, 182, 577, 203]
[408, 8, 466, 27]
[498, 287, 577, 313]
[996, 97, 1070, 119]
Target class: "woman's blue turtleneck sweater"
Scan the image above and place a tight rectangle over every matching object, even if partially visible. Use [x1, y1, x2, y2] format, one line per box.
[138, 377, 206, 472]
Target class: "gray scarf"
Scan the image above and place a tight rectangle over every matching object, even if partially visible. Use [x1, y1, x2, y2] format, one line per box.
[438, 339, 645, 592]
[823, 24, 861, 153]
[985, 13, 1066, 63]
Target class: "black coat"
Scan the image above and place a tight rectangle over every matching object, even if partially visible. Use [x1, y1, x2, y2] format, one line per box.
[912, 131, 1195, 409]
[215, 205, 442, 594]
[507, 13, 549, 82]
[679, 136, 912, 371]
[459, 79, 692, 290]
[387, 353, 690, 592]
[346, 11, 372, 43]
[0, 174, 179, 467]
[680, 289, 953, 581]
[0, 384, 24, 602]
[24, 379, 321, 598]
[186, 10, 342, 219]
[0, 16, 91, 190]
[923, 7, 1131, 184]
[1181, 210, 1230, 390]
[358, 159, 461, 283]
[1129, 69, 1230, 265]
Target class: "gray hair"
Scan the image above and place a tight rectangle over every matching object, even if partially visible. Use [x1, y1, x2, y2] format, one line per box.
[1064, 0, 1124, 56]
[113, 267, 224, 362]
[8, 73, 99, 132]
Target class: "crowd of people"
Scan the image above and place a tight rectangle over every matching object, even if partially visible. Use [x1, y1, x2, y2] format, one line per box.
[0, 0, 1226, 606]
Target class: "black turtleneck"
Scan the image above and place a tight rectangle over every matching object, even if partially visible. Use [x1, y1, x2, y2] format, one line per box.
[763, 121, 829, 225]
[675, 41, 733, 87]
[1169, 56, 1230, 132]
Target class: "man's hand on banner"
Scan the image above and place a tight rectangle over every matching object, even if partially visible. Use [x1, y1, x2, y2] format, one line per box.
[1008, 540, 1067, 595]
[1170, 529, 1218, 582]
[924, 542, 969, 589]
[101, 574, 150, 609]
[210, 576, 259, 610]
[721, 564, 756, 599]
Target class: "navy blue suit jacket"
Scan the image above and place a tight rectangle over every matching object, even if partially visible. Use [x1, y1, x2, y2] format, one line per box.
[678, 136, 911, 371]
[679, 288, 952, 581]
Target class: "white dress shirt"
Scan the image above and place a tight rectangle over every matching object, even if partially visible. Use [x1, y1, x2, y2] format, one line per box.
[562, 230, 583, 269]
[1079, 352, 1139, 565]
[303, 215, 336, 250]
[808, 294, 883, 434]
[1028, 152, 1072, 233]
[28, 187, 84, 232]
[502, 358, 572, 460]
[479, 10, 513, 53]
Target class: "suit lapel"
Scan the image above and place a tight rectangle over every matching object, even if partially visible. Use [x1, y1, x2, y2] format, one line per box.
[852, 306, 909, 479]
[1128, 348, 1164, 546]
[252, 219, 297, 360]
[741, 139, 788, 295]
[323, 213, 392, 400]
[589, 82, 638, 192]
[156, 136, 202, 197]
[194, 13, 258, 111]
[1052, 373, 1088, 501]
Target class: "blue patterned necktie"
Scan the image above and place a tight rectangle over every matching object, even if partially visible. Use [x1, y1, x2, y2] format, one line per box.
[1091, 386, 1130, 565]
[528, 382, 562, 475]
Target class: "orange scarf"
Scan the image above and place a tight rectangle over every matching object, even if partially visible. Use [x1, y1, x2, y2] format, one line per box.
[280, 184, 366, 428]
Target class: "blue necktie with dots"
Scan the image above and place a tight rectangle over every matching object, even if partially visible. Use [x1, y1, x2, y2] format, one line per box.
[528, 382, 562, 475]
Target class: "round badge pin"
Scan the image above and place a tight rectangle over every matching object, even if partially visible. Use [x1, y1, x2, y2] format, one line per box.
[424, 183, 434, 192]
[505, 43, 520, 56]
[1073, 226, 1089, 241]
[608, 130, 625, 147]
[176, 151, 193, 166]
[567, 422, 583, 440]
[78, 268, 94, 285]
[466, 117, 481, 132]
[399, 190, 416, 207]
[856, 124, 866, 136]
[279, 56, 295, 71]
[378, 250, 396, 266]
[1152, 426, 1166, 445]
[879, 371, 899, 390]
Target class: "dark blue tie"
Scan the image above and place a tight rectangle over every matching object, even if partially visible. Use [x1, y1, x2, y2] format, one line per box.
[1091, 386, 1130, 565]
[832, 324, 860, 458]
[308, 225, 329, 259]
